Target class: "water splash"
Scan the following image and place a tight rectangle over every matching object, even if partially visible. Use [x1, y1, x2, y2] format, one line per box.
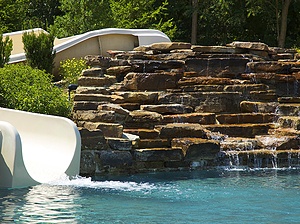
[47, 174, 157, 192]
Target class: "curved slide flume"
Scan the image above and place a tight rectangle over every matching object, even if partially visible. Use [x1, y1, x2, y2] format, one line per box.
[0, 108, 81, 188]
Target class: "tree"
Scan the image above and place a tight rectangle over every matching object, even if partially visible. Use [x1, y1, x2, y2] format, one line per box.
[22, 31, 56, 73]
[109, 0, 177, 40]
[191, 0, 198, 45]
[0, 0, 26, 33]
[49, 0, 113, 38]
[22, 0, 62, 31]
[278, 0, 291, 47]
[0, 33, 13, 67]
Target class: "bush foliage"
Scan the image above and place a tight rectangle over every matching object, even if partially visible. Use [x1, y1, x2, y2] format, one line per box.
[0, 33, 13, 68]
[60, 58, 89, 86]
[0, 64, 71, 117]
[22, 31, 56, 73]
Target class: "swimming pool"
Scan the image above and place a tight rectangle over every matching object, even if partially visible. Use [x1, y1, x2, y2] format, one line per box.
[1, 169, 300, 223]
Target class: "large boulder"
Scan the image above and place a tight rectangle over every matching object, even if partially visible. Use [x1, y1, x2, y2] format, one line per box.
[123, 72, 179, 90]
[171, 138, 220, 161]
[158, 123, 206, 139]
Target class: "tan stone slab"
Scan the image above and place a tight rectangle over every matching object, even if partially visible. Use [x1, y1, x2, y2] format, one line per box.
[123, 72, 179, 91]
[73, 94, 124, 103]
[191, 46, 244, 54]
[134, 148, 183, 162]
[150, 42, 191, 51]
[158, 123, 206, 139]
[85, 55, 110, 67]
[107, 66, 132, 74]
[220, 137, 258, 151]
[141, 104, 193, 114]
[81, 68, 103, 77]
[227, 41, 269, 51]
[113, 91, 159, 103]
[106, 137, 133, 150]
[224, 84, 268, 93]
[203, 123, 271, 137]
[78, 121, 123, 138]
[125, 110, 163, 123]
[162, 113, 216, 124]
[171, 138, 220, 160]
[98, 103, 130, 115]
[241, 73, 296, 82]
[79, 127, 108, 151]
[76, 86, 110, 94]
[255, 135, 300, 150]
[77, 75, 116, 86]
[240, 101, 279, 113]
[216, 113, 277, 124]
[123, 129, 160, 139]
[73, 110, 116, 122]
[178, 77, 233, 86]
[277, 116, 300, 130]
[138, 139, 170, 149]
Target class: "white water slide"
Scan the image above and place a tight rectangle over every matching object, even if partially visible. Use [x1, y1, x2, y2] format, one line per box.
[0, 108, 81, 188]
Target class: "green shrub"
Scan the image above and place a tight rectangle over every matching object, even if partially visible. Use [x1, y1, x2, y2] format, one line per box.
[0, 33, 13, 68]
[0, 64, 71, 117]
[60, 57, 89, 86]
[22, 31, 56, 74]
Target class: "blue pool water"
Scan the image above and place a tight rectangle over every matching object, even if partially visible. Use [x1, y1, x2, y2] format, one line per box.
[1, 169, 300, 223]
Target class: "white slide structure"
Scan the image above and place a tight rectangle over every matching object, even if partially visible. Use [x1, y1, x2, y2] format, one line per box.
[0, 108, 81, 188]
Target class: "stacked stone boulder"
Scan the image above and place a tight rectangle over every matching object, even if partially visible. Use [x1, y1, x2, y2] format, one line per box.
[73, 41, 300, 176]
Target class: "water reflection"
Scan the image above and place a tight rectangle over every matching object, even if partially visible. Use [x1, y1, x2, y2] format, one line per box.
[0, 184, 80, 223]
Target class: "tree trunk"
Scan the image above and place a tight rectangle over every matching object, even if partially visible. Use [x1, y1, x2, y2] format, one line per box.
[191, 0, 198, 45]
[278, 0, 291, 48]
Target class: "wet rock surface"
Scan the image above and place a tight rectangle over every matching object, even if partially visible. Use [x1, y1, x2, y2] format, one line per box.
[74, 41, 300, 175]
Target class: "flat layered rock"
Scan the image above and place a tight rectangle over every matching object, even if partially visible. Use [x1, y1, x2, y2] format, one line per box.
[73, 101, 105, 110]
[73, 110, 116, 122]
[216, 113, 277, 124]
[123, 129, 160, 139]
[138, 139, 170, 149]
[278, 97, 300, 103]
[158, 93, 199, 108]
[98, 103, 130, 116]
[249, 91, 277, 101]
[162, 113, 216, 124]
[191, 46, 244, 54]
[246, 62, 292, 73]
[157, 123, 206, 139]
[81, 68, 103, 77]
[107, 66, 132, 74]
[96, 150, 132, 168]
[181, 85, 224, 92]
[106, 137, 133, 151]
[73, 94, 124, 103]
[85, 55, 110, 67]
[150, 42, 191, 51]
[178, 77, 233, 86]
[194, 92, 242, 113]
[76, 86, 110, 94]
[113, 91, 159, 103]
[203, 123, 271, 137]
[268, 128, 300, 137]
[79, 128, 108, 150]
[171, 138, 220, 160]
[224, 84, 268, 93]
[123, 72, 179, 90]
[255, 135, 300, 150]
[241, 73, 296, 83]
[185, 58, 249, 76]
[141, 104, 193, 114]
[78, 121, 123, 138]
[220, 137, 258, 151]
[227, 41, 269, 51]
[77, 75, 116, 86]
[276, 104, 300, 116]
[277, 116, 300, 130]
[240, 101, 279, 113]
[134, 148, 183, 162]
[125, 110, 163, 123]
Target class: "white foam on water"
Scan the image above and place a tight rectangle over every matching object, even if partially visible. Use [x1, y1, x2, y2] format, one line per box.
[46, 174, 157, 192]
